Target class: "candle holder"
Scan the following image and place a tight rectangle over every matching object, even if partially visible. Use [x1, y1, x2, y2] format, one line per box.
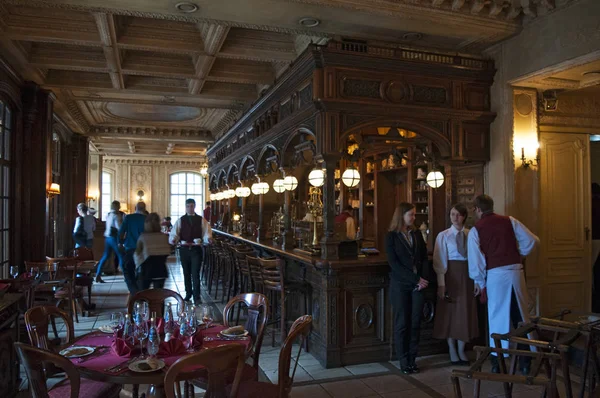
[306, 187, 323, 247]
[520, 147, 540, 169]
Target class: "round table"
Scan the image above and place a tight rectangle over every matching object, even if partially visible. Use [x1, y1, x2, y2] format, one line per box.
[67, 325, 251, 398]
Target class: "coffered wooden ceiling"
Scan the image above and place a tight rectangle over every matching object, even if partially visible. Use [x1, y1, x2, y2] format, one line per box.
[0, 0, 560, 158]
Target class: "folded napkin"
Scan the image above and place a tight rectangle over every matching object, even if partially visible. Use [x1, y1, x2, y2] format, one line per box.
[158, 338, 186, 357]
[191, 331, 204, 349]
[111, 338, 135, 358]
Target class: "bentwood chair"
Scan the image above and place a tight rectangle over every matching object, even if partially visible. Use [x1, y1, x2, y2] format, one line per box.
[127, 288, 184, 318]
[25, 306, 74, 349]
[165, 344, 245, 398]
[14, 342, 122, 398]
[229, 315, 313, 398]
[192, 293, 269, 391]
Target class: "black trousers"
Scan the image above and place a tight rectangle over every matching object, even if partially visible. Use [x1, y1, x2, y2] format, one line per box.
[179, 247, 203, 300]
[123, 249, 139, 294]
[137, 255, 169, 291]
[391, 283, 424, 368]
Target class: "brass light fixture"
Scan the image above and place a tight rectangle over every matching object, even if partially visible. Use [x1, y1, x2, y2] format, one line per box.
[47, 183, 61, 198]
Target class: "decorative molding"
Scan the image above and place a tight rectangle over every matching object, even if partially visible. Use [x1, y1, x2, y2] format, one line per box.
[89, 126, 213, 141]
[103, 157, 205, 165]
[1, 0, 332, 38]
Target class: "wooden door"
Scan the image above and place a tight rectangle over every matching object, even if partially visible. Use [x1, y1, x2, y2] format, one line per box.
[539, 132, 591, 314]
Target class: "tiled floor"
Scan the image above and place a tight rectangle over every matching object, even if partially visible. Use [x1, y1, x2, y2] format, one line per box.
[27, 256, 589, 397]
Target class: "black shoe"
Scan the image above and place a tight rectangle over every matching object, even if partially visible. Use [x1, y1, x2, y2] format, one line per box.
[401, 367, 412, 375]
[184, 295, 192, 302]
[520, 366, 530, 376]
[193, 297, 201, 305]
[409, 365, 420, 374]
[458, 360, 470, 366]
[95, 276, 106, 283]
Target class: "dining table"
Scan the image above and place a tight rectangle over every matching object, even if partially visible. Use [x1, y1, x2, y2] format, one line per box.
[63, 324, 252, 398]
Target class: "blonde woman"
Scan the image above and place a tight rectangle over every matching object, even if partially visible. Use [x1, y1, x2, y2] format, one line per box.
[386, 202, 430, 374]
[134, 213, 171, 290]
[432, 203, 478, 365]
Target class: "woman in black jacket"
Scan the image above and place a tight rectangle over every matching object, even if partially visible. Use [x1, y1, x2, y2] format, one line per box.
[386, 202, 430, 374]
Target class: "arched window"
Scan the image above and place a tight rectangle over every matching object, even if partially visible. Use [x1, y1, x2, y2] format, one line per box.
[170, 172, 203, 220]
[101, 171, 113, 219]
[0, 100, 12, 275]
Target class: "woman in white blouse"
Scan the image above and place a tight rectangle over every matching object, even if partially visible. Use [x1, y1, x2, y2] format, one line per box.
[432, 203, 479, 365]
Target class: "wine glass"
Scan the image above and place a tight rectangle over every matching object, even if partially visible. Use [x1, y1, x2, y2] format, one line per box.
[201, 305, 213, 329]
[110, 312, 124, 335]
[135, 322, 149, 358]
[10, 266, 19, 279]
[30, 267, 40, 280]
[147, 335, 160, 358]
[141, 302, 149, 322]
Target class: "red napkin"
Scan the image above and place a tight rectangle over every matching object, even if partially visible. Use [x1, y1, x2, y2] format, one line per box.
[111, 338, 135, 358]
[191, 332, 204, 349]
[479, 287, 488, 304]
[0, 283, 9, 291]
[158, 338, 186, 357]
[19, 272, 32, 280]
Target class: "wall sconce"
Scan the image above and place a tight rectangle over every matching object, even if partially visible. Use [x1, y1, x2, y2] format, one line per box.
[199, 162, 208, 176]
[520, 146, 540, 169]
[86, 190, 99, 203]
[137, 190, 145, 201]
[47, 183, 61, 198]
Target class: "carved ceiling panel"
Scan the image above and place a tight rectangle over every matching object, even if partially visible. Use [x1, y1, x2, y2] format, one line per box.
[0, 0, 567, 157]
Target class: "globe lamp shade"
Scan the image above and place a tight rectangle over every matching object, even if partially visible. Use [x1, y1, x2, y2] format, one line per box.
[341, 167, 360, 188]
[426, 170, 445, 188]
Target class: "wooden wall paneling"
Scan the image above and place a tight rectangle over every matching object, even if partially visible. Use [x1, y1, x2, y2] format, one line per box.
[17, 84, 53, 262]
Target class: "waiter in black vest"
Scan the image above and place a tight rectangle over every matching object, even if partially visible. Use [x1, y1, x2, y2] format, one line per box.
[169, 198, 213, 304]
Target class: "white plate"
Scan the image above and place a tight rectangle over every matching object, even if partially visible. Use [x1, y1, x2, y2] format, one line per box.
[220, 330, 249, 338]
[98, 325, 113, 333]
[128, 359, 165, 373]
[60, 346, 95, 358]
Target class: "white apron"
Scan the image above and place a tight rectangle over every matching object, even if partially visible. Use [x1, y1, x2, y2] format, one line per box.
[487, 265, 536, 355]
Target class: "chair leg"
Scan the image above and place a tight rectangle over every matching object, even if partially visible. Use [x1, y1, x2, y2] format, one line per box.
[303, 290, 309, 353]
[280, 289, 286, 346]
[50, 317, 59, 340]
[271, 291, 276, 347]
[452, 376, 463, 398]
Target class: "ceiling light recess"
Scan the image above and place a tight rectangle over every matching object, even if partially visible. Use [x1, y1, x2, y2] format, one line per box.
[175, 2, 199, 13]
[298, 17, 320, 27]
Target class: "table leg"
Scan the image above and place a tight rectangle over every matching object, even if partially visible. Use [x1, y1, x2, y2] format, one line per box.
[579, 334, 592, 398]
[133, 384, 139, 398]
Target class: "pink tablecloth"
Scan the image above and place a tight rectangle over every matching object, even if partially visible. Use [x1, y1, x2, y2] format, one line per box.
[69, 325, 251, 374]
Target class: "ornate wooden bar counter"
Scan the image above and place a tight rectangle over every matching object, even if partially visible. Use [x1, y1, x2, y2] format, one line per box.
[206, 40, 496, 368]
[214, 229, 444, 368]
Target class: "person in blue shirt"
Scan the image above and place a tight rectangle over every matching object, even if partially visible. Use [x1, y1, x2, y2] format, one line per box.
[119, 201, 147, 294]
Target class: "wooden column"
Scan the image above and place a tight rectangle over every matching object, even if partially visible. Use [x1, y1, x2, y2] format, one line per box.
[15, 84, 53, 263]
[321, 154, 340, 259]
[257, 193, 265, 241]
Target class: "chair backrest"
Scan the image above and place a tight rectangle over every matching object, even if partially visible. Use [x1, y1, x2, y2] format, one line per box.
[127, 288, 184, 318]
[71, 247, 94, 261]
[164, 344, 245, 398]
[25, 306, 74, 348]
[246, 256, 263, 287]
[0, 278, 36, 310]
[14, 342, 81, 398]
[259, 258, 283, 290]
[277, 315, 312, 397]
[223, 293, 269, 369]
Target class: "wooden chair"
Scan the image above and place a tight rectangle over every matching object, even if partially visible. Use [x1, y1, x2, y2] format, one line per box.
[232, 315, 312, 398]
[127, 288, 184, 318]
[246, 256, 263, 294]
[260, 257, 310, 348]
[14, 342, 121, 398]
[52, 258, 85, 323]
[25, 306, 74, 349]
[164, 344, 245, 398]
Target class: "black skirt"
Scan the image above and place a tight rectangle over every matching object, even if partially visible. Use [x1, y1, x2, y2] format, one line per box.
[137, 255, 169, 280]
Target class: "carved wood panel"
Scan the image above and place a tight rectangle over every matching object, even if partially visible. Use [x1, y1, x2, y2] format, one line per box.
[343, 287, 385, 345]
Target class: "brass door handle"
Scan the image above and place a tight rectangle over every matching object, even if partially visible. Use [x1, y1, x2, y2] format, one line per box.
[585, 227, 591, 241]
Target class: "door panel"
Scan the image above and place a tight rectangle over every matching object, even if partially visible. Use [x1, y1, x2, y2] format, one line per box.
[540, 132, 591, 314]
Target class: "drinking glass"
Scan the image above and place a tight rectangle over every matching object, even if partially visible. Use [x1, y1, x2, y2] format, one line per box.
[201, 305, 213, 329]
[110, 312, 124, 334]
[179, 320, 192, 351]
[30, 267, 40, 280]
[177, 303, 187, 324]
[9, 266, 18, 279]
[147, 336, 160, 358]
[135, 322, 149, 358]
[141, 302, 149, 322]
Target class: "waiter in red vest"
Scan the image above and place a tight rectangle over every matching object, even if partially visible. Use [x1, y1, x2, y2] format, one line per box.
[169, 198, 212, 304]
[467, 194, 539, 375]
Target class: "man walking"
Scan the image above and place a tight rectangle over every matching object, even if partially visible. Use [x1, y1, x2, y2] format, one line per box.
[203, 201, 212, 225]
[169, 198, 212, 304]
[467, 194, 539, 374]
[95, 200, 124, 283]
[119, 202, 147, 294]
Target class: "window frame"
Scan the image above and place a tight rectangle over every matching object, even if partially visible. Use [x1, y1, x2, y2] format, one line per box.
[0, 99, 13, 278]
[101, 170, 115, 220]
[168, 171, 204, 220]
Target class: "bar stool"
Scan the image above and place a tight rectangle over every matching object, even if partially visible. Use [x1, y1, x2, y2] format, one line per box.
[260, 257, 310, 348]
[247, 255, 264, 294]
[233, 247, 255, 295]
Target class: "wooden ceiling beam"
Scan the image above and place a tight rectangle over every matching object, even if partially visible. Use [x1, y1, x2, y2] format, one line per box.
[94, 13, 124, 90]
[189, 24, 230, 95]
